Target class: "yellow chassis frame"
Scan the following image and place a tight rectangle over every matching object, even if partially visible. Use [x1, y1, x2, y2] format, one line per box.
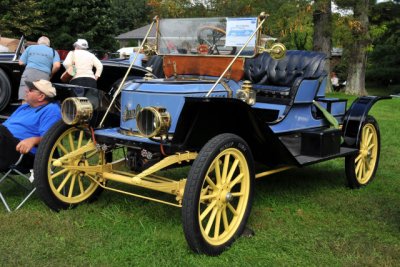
[53, 142, 293, 207]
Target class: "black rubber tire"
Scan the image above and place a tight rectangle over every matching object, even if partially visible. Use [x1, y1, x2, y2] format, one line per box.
[33, 120, 104, 211]
[345, 115, 381, 189]
[182, 133, 254, 255]
[0, 68, 12, 112]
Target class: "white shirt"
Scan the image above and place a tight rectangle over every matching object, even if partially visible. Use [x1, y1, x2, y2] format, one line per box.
[331, 76, 339, 86]
[63, 49, 103, 79]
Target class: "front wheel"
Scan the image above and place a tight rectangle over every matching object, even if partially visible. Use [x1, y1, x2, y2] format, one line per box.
[33, 121, 104, 211]
[182, 133, 254, 255]
[345, 116, 380, 188]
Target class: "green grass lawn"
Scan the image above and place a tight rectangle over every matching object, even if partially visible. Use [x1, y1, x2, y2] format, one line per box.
[1, 91, 399, 266]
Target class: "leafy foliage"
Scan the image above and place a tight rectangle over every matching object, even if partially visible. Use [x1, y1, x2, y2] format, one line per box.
[0, 0, 45, 37]
[191, 0, 314, 50]
[367, 1, 400, 85]
[111, 0, 151, 34]
[265, 1, 314, 50]
[148, 0, 207, 18]
[40, 0, 118, 51]
[0, 0, 398, 90]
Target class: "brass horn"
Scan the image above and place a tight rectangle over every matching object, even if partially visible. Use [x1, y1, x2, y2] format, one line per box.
[259, 43, 287, 60]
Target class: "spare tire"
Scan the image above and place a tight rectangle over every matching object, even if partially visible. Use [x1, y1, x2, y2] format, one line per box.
[0, 69, 11, 111]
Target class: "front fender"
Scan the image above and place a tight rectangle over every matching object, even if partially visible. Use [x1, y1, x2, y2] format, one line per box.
[343, 96, 391, 147]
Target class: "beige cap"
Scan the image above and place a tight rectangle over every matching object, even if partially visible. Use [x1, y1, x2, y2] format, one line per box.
[26, 80, 56, 98]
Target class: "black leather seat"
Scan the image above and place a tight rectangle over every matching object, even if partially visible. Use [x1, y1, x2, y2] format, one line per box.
[145, 55, 164, 78]
[244, 50, 327, 100]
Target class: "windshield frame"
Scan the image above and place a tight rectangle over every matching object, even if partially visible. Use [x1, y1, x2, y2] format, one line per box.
[155, 16, 262, 58]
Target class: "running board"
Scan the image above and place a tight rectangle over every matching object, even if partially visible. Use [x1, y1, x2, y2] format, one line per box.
[295, 147, 358, 166]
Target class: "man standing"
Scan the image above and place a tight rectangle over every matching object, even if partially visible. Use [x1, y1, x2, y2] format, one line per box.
[18, 36, 61, 101]
[0, 80, 61, 170]
[129, 47, 147, 67]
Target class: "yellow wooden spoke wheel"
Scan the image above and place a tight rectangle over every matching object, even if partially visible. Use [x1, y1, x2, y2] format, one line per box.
[345, 116, 380, 188]
[34, 121, 104, 211]
[182, 133, 254, 255]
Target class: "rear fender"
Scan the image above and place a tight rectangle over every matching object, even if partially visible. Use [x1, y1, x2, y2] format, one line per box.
[343, 96, 391, 147]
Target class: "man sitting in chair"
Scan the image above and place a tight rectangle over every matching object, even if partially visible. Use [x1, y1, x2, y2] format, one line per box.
[0, 80, 61, 170]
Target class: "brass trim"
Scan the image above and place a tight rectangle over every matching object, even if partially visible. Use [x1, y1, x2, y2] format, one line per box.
[118, 128, 142, 137]
[206, 13, 268, 97]
[220, 81, 233, 98]
[136, 106, 171, 138]
[61, 97, 93, 125]
[258, 43, 287, 60]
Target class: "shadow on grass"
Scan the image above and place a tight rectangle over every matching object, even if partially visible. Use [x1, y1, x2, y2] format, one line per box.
[254, 160, 347, 199]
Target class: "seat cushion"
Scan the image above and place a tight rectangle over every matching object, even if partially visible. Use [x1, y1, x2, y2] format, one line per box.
[244, 50, 327, 88]
[252, 84, 291, 96]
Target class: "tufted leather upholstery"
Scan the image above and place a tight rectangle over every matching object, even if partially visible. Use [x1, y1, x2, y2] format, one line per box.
[244, 50, 327, 97]
[146, 55, 164, 78]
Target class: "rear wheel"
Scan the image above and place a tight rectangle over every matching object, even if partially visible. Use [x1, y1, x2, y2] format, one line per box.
[345, 116, 380, 188]
[0, 69, 11, 111]
[34, 121, 104, 211]
[182, 133, 254, 255]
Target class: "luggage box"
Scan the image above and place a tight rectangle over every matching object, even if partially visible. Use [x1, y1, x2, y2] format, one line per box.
[301, 128, 341, 157]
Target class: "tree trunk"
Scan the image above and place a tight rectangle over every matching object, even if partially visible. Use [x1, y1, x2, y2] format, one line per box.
[344, 0, 370, 96]
[313, 0, 332, 93]
[345, 43, 368, 95]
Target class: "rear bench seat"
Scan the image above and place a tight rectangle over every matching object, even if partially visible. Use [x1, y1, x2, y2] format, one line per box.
[244, 50, 327, 104]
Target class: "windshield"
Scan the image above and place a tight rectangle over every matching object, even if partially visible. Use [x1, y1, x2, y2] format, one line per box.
[156, 17, 259, 57]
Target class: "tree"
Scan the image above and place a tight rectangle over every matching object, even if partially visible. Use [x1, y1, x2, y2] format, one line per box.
[335, 0, 370, 95]
[40, 0, 118, 51]
[0, 0, 45, 38]
[206, 0, 255, 17]
[111, 0, 151, 35]
[367, 1, 400, 85]
[313, 0, 332, 93]
[148, 0, 200, 18]
[264, 1, 314, 50]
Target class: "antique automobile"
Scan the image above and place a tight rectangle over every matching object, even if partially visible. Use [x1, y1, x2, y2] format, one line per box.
[0, 36, 153, 113]
[33, 13, 389, 255]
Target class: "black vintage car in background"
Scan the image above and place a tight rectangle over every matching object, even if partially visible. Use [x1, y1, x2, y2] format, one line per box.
[0, 36, 153, 115]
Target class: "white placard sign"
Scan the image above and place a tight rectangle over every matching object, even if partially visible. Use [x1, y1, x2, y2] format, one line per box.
[225, 17, 257, 47]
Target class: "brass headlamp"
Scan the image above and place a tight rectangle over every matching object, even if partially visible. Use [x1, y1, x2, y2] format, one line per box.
[136, 106, 171, 138]
[61, 97, 93, 125]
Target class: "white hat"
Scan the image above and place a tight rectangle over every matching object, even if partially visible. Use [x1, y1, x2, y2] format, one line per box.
[26, 80, 56, 98]
[74, 39, 89, 49]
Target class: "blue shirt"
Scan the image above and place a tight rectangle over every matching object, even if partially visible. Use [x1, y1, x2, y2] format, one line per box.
[20, 44, 61, 74]
[129, 52, 146, 67]
[3, 103, 61, 154]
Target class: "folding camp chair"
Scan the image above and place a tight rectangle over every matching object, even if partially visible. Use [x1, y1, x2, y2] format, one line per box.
[0, 154, 36, 212]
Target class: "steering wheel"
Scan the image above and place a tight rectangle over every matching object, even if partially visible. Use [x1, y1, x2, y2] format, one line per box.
[197, 25, 233, 55]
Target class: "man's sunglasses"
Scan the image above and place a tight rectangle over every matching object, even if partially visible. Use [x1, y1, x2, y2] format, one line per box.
[28, 87, 42, 93]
